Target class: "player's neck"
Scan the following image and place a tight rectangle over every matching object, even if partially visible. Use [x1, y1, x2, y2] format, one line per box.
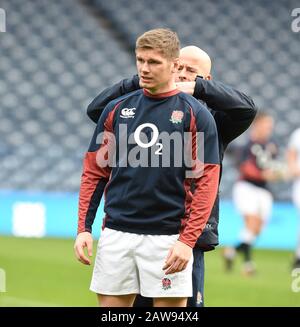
[146, 80, 177, 95]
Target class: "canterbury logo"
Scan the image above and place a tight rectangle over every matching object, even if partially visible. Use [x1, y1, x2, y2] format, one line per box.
[120, 108, 136, 118]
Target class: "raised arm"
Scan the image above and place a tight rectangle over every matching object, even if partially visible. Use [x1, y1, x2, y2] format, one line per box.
[87, 75, 140, 123]
[177, 78, 257, 144]
[287, 129, 300, 178]
[194, 78, 257, 144]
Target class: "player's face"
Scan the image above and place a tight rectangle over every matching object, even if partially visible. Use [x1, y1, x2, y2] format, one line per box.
[255, 116, 274, 140]
[136, 48, 178, 93]
[176, 54, 211, 82]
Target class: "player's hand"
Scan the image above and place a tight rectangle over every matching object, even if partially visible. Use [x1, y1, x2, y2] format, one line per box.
[176, 81, 196, 95]
[163, 240, 192, 275]
[290, 166, 300, 178]
[74, 232, 93, 265]
[262, 168, 282, 182]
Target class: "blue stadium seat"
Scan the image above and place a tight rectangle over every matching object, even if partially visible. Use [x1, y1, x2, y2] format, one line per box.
[0, 0, 299, 200]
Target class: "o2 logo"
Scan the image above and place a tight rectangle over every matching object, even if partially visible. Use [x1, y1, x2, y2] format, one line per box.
[291, 268, 300, 292]
[291, 8, 300, 33]
[134, 123, 163, 155]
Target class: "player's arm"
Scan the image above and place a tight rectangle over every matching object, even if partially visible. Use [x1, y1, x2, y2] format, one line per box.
[74, 101, 118, 265]
[287, 148, 300, 178]
[240, 158, 266, 181]
[177, 78, 257, 144]
[287, 130, 300, 178]
[179, 105, 220, 247]
[87, 75, 140, 123]
[164, 105, 220, 274]
[239, 144, 281, 182]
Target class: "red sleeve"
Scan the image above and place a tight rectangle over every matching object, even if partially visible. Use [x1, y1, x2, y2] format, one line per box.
[179, 164, 220, 248]
[77, 105, 117, 234]
[179, 106, 220, 248]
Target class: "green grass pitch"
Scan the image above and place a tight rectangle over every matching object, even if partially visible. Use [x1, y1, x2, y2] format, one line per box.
[0, 236, 299, 307]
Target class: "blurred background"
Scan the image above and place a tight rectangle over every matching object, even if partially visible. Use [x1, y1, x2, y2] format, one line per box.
[0, 0, 300, 306]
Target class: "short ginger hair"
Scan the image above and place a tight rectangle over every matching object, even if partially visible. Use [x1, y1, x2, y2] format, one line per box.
[136, 28, 180, 59]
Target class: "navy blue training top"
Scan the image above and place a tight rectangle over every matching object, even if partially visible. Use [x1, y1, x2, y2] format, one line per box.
[86, 76, 257, 250]
[78, 88, 220, 248]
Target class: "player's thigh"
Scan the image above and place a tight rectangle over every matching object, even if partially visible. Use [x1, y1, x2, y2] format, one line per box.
[189, 248, 204, 307]
[192, 248, 204, 293]
[153, 297, 187, 307]
[233, 181, 259, 216]
[258, 188, 273, 223]
[97, 294, 137, 307]
[90, 228, 139, 295]
[136, 234, 193, 298]
[245, 214, 263, 234]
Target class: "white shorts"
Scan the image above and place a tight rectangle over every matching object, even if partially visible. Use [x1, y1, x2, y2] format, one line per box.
[90, 228, 193, 298]
[233, 180, 273, 222]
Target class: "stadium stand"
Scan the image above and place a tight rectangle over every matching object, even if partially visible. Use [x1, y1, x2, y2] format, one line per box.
[0, 0, 299, 199]
[0, 0, 136, 191]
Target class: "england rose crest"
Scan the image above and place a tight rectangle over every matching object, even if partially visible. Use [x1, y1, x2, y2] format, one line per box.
[170, 110, 184, 124]
[162, 277, 172, 290]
